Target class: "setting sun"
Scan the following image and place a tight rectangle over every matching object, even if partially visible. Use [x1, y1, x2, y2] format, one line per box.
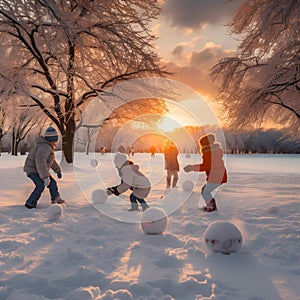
[157, 98, 219, 132]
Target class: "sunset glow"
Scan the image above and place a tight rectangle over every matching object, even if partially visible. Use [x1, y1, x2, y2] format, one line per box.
[157, 98, 219, 132]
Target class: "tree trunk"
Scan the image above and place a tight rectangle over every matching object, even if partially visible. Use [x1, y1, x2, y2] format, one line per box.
[85, 140, 90, 155]
[85, 128, 91, 155]
[12, 140, 19, 156]
[0, 128, 2, 156]
[62, 119, 76, 163]
[11, 129, 18, 156]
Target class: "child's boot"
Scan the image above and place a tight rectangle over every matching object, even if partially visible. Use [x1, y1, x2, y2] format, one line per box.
[25, 199, 37, 209]
[128, 202, 139, 211]
[51, 195, 65, 204]
[202, 198, 217, 212]
[172, 177, 178, 188]
[141, 203, 150, 211]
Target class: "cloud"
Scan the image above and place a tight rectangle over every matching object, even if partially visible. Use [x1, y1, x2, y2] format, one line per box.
[172, 44, 185, 59]
[161, 0, 238, 30]
[165, 43, 235, 99]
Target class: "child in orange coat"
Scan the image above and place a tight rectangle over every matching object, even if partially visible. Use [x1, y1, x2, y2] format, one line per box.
[184, 133, 227, 212]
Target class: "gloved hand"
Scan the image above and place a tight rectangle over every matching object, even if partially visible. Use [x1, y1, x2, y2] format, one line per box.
[106, 186, 120, 196]
[106, 188, 113, 196]
[184, 165, 194, 173]
[57, 172, 62, 179]
[44, 177, 50, 187]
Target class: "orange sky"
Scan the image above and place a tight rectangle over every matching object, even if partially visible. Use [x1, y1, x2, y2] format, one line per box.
[152, 0, 240, 128]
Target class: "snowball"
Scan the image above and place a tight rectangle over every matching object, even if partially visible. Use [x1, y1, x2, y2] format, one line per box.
[47, 204, 63, 221]
[181, 180, 194, 192]
[91, 189, 108, 205]
[204, 221, 242, 254]
[141, 208, 168, 235]
[90, 159, 98, 168]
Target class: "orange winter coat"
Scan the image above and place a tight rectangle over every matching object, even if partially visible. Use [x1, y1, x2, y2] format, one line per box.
[192, 143, 227, 184]
[163, 145, 179, 171]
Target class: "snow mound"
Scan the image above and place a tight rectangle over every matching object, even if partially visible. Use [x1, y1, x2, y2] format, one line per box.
[204, 221, 242, 254]
[65, 286, 101, 300]
[141, 208, 168, 235]
[266, 206, 280, 214]
[6, 289, 49, 300]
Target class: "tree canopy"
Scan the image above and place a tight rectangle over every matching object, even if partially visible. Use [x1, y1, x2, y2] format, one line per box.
[211, 0, 300, 136]
[0, 0, 167, 162]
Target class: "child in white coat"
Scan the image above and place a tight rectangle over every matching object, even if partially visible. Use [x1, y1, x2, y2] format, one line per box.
[107, 153, 150, 211]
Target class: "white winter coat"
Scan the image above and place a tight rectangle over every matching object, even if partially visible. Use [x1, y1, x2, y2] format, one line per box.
[116, 163, 151, 199]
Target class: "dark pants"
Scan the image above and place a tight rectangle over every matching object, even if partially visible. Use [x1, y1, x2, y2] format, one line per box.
[25, 173, 59, 208]
[130, 193, 147, 204]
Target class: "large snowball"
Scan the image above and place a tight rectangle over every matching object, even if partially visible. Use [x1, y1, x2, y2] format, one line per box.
[141, 208, 168, 235]
[181, 180, 194, 192]
[204, 221, 242, 254]
[47, 204, 63, 221]
[91, 189, 108, 205]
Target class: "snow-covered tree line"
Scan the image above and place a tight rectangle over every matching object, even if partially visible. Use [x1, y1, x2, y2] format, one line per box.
[0, 0, 167, 162]
[1, 123, 299, 154]
[78, 125, 300, 154]
[223, 128, 300, 154]
[211, 0, 300, 136]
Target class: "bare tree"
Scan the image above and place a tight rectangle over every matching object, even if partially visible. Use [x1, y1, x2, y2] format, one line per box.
[7, 104, 47, 156]
[211, 0, 300, 136]
[0, 0, 168, 163]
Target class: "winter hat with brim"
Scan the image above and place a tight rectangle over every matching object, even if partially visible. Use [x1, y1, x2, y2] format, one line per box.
[199, 134, 215, 147]
[44, 126, 59, 142]
[114, 152, 127, 168]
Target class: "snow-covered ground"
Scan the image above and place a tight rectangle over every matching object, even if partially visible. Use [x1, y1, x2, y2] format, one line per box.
[0, 153, 299, 300]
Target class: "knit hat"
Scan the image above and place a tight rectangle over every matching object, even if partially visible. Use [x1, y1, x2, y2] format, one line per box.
[114, 152, 127, 168]
[199, 133, 215, 147]
[44, 126, 59, 142]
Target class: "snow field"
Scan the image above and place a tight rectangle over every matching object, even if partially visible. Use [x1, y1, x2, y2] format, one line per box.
[0, 153, 299, 299]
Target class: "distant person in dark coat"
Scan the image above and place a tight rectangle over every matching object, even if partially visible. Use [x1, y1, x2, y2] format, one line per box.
[163, 140, 179, 188]
[23, 127, 64, 209]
